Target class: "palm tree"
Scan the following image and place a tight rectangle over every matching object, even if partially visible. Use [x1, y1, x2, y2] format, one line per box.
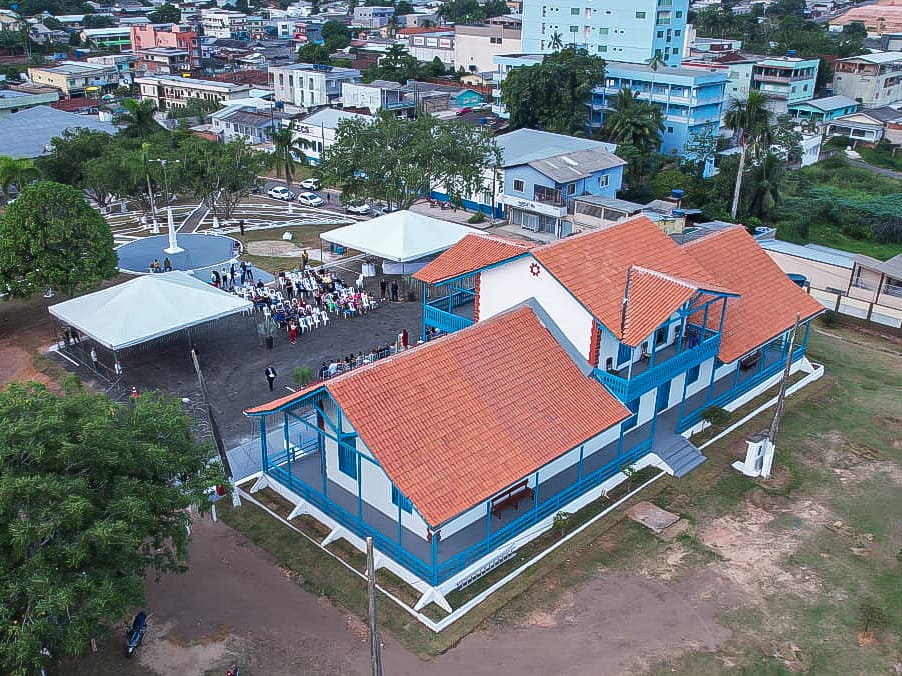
[117, 98, 160, 140]
[0, 155, 39, 199]
[747, 152, 783, 223]
[602, 88, 665, 154]
[268, 122, 313, 192]
[548, 30, 564, 51]
[723, 91, 773, 220]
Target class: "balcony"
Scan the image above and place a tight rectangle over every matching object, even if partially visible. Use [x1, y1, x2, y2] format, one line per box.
[593, 331, 721, 402]
[498, 192, 567, 218]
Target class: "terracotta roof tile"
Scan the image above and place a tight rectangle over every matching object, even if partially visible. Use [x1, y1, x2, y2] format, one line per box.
[326, 305, 629, 527]
[532, 216, 726, 345]
[684, 227, 824, 362]
[414, 234, 532, 284]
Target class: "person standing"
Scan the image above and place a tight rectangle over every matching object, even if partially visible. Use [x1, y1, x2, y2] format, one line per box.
[90, 347, 98, 371]
[265, 364, 277, 391]
[401, 328, 409, 349]
[390, 280, 399, 302]
[130, 386, 140, 399]
[301, 250, 309, 271]
[240, 261, 248, 285]
[288, 319, 298, 346]
[247, 261, 254, 283]
[379, 278, 387, 301]
[239, 219, 245, 236]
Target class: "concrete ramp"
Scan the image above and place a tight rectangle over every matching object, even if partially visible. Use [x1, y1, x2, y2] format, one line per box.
[656, 435, 707, 478]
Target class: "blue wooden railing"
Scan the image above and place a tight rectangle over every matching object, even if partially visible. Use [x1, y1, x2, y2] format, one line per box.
[677, 345, 807, 431]
[593, 334, 721, 402]
[265, 436, 653, 586]
[424, 304, 473, 335]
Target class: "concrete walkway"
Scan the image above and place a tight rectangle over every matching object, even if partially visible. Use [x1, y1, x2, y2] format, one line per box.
[848, 159, 902, 182]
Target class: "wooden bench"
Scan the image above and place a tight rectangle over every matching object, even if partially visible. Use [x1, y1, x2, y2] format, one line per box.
[491, 480, 535, 519]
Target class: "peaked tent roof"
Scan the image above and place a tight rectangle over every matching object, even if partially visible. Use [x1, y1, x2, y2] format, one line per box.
[319, 210, 478, 263]
[48, 272, 253, 350]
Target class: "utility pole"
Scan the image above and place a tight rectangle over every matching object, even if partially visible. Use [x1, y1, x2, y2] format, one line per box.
[764, 313, 800, 478]
[366, 537, 383, 676]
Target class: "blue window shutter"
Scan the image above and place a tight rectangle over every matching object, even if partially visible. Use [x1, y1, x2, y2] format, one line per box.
[391, 485, 412, 513]
[617, 342, 632, 365]
[338, 434, 357, 479]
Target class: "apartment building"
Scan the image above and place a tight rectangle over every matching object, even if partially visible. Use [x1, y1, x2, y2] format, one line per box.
[201, 9, 248, 39]
[135, 74, 251, 109]
[750, 56, 819, 114]
[520, 0, 690, 67]
[27, 61, 119, 98]
[833, 52, 902, 106]
[271, 63, 361, 109]
[130, 23, 201, 72]
[455, 23, 523, 74]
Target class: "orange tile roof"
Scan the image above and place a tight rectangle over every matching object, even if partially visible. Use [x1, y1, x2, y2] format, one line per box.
[684, 227, 824, 362]
[532, 216, 726, 346]
[414, 233, 531, 284]
[326, 305, 629, 527]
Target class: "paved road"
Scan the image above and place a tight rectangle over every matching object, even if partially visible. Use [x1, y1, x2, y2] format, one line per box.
[848, 159, 902, 181]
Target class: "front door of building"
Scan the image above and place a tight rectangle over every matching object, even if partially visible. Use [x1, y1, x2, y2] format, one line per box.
[655, 380, 671, 414]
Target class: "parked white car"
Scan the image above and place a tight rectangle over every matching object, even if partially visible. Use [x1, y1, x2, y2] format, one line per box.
[297, 192, 324, 207]
[299, 178, 321, 190]
[345, 200, 370, 215]
[267, 186, 295, 200]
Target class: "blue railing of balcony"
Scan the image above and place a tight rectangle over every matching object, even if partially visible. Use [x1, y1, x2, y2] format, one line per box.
[593, 334, 721, 402]
[423, 304, 473, 335]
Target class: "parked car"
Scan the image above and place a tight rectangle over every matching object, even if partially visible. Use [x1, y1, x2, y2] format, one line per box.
[299, 178, 321, 190]
[345, 200, 370, 215]
[297, 192, 324, 207]
[267, 186, 294, 200]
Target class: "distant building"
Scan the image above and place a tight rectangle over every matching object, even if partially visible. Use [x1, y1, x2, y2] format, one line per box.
[85, 54, 140, 86]
[80, 27, 132, 52]
[210, 105, 281, 145]
[27, 61, 119, 98]
[135, 74, 251, 109]
[520, 0, 689, 67]
[454, 23, 523, 74]
[823, 106, 902, 144]
[341, 79, 410, 115]
[398, 28, 455, 68]
[130, 24, 201, 73]
[353, 5, 395, 28]
[0, 85, 59, 117]
[750, 56, 819, 114]
[201, 9, 248, 39]
[832, 52, 902, 106]
[787, 95, 859, 124]
[0, 8, 23, 32]
[0, 105, 116, 158]
[290, 108, 373, 164]
[270, 63, 361, 109]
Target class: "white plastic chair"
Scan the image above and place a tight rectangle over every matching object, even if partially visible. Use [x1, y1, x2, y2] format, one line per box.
[321, 311, 330, 327]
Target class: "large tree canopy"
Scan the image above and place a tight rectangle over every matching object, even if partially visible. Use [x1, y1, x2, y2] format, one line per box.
[319, 111, 501, 209]
[0, 181, 117, 298]
[0, 380, 226, 676]
[180, 137, 267, 220]
[500, 48, 606, 135]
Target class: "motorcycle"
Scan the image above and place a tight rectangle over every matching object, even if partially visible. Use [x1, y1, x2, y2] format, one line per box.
[126, 611, 147, 657]
[225, 665, 240, 676]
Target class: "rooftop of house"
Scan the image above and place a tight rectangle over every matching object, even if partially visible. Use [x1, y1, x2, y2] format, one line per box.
[497, 128, 617, 168]
[135, 74, 251, 91]
[0, 105, 115, 159]
[246, 304, 630, 527]
[273, 62, 361, 76]
[603, 60, 729, 83]
[758, 239, 854, 269]
[572, 195, 645, 213]
[528, 146, 626, 183]
[789, 95, 858, 111]
[684, 228, 825, 362]
[415, 233, 532, 284]
[299, 106, 371, 128]
[837, 50, 902, 65]
[211, 106, 277, 128]
[30, 60, 114, 74]
[852, 252, 902, 279]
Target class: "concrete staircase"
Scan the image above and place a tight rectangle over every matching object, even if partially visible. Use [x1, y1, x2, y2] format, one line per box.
[656, 435, 707, 478]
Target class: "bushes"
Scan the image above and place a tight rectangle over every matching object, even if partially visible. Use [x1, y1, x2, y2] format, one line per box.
[701, 406, 731, 427]
[467, 211, 486, 224]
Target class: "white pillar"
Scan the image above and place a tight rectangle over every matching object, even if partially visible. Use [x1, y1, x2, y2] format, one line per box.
[164, 206, 184, 254]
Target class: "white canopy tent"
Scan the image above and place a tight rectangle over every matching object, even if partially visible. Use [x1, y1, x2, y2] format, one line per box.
[48, 272, 253, 351]
[320, 210, 478, 265]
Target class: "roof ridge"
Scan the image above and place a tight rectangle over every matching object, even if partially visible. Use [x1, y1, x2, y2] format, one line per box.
[682, 224, 746, 248]
[629, 265, 699, 291]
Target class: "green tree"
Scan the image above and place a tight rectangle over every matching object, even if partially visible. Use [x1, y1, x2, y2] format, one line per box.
[297, 42, 332, 65]
[363, 43, 420, 84]
[82, 14, 114, 28]
[319, 111, 501, 209]
[42, 16, 62, 29]
[0, 156, 39, 200]
[0, 181, 117, 298]
[148, 2, 181, 23]
[501, 47, 606, 135]
[395, 0, 414, 15]
[35, 128, 112, 192]
[683, 124, 719, 178]
[723, 91, 773, 219]
[267, 122, 312, 193]
[601, 87, 665, 155]
[746, 152, 784, 223]
[0, 29, 25, 56]
[180, 137, 266, 220]
[0, 379, 226, 676]
[116, 98, 160, 141]
[321, 19, 351, 51]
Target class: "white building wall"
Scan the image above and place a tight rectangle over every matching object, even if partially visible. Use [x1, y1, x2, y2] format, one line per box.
[479, 256, 594, 359]
[341, 82, 382, 113]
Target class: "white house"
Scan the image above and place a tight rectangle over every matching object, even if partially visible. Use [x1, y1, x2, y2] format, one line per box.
[290, 107, 372, 164]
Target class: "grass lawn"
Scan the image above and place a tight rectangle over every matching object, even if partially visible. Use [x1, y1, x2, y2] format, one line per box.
[806, 221, 902, 261]
[220, 322, 902, 671]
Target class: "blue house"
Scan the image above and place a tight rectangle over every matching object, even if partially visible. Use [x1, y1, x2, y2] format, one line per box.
[431, 129, 625, 238]
[245, 215, 823, 612]
[591, 61, 727, 158]
[788, 95, 859, 124]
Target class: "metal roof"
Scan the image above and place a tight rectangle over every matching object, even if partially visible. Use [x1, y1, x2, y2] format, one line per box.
[573, 195, 645, 212]
[0, 105, 115, 159]
[300, 107, 371, 129]
[497, 128, 617, 167]
[790, 95, 858, 112]
[758, 239, 853, 269]
[528, 146, 625, 182]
